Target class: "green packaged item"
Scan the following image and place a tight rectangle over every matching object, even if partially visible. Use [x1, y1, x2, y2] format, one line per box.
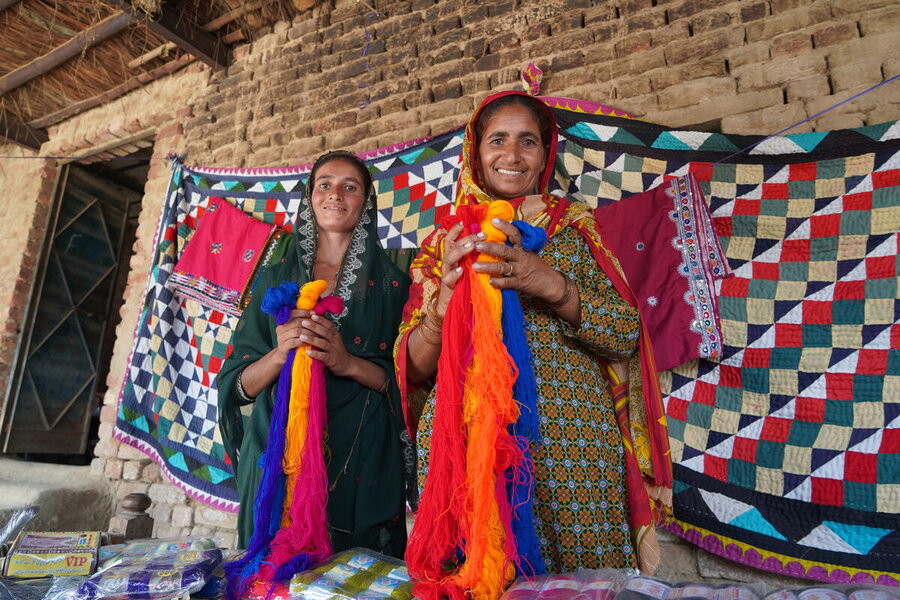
[289, 549, 412, 600]
[98, 537, 218, 567]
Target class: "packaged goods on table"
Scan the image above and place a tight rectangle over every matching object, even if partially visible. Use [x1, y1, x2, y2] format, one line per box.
[74, 538, 223, 600]
[617, 577, 765, 600]
[765, 586, 900, 600]
[2, 532, 100, 578]
[501, 569, 635, 600]
[290, 549, 412, 600]
[243, 548, 412, 600]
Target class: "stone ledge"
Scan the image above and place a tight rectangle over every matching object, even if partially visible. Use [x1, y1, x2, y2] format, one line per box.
[0, 457, 114, 532]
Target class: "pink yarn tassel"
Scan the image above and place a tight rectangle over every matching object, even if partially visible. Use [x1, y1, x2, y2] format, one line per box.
[262, 359, 332, 578]
[290, 359, 332, 555]
[259, 297, 342, 582]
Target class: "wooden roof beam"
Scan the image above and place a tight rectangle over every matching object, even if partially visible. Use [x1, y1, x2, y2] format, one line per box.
[203, 0, 268, 32]
[1, 109, 48, 150]
[108, 1, 228, 71]
[126, 42, 177, 69]
[0, 12, 133, 96]
[28, 53, 196, 129]
[127, 0, 257, 71]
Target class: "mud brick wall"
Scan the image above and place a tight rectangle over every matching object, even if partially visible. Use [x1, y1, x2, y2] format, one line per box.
[181, 0, 899, 167]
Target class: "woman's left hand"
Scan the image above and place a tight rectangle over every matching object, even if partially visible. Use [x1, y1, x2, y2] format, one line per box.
[299, 314, 357, 377]
[472, 217, 566, 302]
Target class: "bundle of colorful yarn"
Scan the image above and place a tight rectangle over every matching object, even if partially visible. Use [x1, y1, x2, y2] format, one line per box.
[224, 280, 344, 600]
[406, 200, 547, 600]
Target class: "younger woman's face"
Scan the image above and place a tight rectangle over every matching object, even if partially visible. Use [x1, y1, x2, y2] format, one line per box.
[476, 104, 547, 200]
[310, 158, 367, 234]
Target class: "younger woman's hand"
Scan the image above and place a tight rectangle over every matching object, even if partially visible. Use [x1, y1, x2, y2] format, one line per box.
[298, 314, 357, 376]
[274, 308, 312, 360]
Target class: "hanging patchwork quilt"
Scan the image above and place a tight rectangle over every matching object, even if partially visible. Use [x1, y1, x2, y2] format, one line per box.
[114, 100, 900, 584]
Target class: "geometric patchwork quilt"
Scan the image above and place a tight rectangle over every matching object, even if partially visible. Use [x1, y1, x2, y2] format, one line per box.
[554, 114, 899, 584]
[114, 100, 899, 583]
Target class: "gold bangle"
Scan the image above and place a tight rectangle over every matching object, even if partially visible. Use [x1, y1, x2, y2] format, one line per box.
[417, 321, 442, 345]
[426, 296, 444, 324]
[424, 310, 444, 332]
[547, 273, 575, 310]
[419, 314, 443, 344]
[377, 377, 390, 395]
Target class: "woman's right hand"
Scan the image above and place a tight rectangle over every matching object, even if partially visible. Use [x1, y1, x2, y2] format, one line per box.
[406, 223, 481, 382]
[434, 222, 483, 318]
[274, 308, 312, 361]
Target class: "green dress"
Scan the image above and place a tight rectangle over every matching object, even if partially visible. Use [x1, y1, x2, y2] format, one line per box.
[217, 187, 411, 557]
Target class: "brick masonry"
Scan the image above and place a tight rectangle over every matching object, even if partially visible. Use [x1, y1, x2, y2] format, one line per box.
[0, 0, 898, 578]
[0, 146, 58, 402]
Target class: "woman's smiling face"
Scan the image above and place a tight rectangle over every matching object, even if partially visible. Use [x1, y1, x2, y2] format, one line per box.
[476, 103, 547, 201]
[310, 158, 366, 234]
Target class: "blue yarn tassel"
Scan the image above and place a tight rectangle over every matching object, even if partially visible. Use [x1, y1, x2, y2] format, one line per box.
[224, 283, 299, 600]
[266, 469, 287, 539]
[260, 281, 300, 316]
[502, 289, 540, 443]
[501, 221, 547, 577]
[273, 553, 315, 581]
[509, 438, 544, 577]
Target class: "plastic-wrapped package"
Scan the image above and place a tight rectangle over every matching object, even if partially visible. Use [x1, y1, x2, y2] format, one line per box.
[2, 531, 101, 578]
[97, 537, 219, 567]
[501, 569, 635, 600]
[75, 547, 223, 600]
[285, 548, 413, 600]
[41, 576, 89, 600]
[193, 549, 243, 599]
[765, 586, 900, 600]
[615, 577, 766, 600]
[98, 545, 126, 565]
[0, 576, 54, 600]
[0, 507, 38, 548]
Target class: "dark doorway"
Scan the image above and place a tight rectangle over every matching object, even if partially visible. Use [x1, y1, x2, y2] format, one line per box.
[1, 150, 148, 463]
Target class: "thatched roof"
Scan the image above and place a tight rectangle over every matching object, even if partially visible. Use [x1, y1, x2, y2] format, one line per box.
[0, 0, 312, 149]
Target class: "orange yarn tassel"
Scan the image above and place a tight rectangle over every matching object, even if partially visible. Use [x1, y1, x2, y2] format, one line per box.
[457, 202, 519, 600]
[281, 280, 328, 520]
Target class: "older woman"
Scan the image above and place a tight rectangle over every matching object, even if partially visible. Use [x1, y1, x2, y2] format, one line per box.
[395, 92, 671, 575]
[218, 150, 410, 557]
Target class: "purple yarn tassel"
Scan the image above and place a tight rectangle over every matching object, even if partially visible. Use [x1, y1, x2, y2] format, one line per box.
[224, 284, 299, 600]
